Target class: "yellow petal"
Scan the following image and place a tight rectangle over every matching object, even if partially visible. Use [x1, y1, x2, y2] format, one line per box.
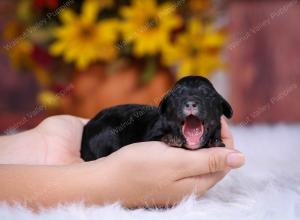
[178, 58, 194, 76]
[77, 55, 91, 70]
[134, 0, 156, 12]
[33, 66, 51, 86]
[81, 0, 100, 24]
[96, 19, 119, 43]
[38, 91, 59, 108]
[60, 9, 77, 24]
[188, 18, 204, 36]
[120, 7, 134, 18]
[49, 41, 66, 55]
[202, 32, 226, 48]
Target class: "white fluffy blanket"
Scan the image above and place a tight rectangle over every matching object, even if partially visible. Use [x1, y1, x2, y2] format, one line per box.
[1, 124, 300, 220]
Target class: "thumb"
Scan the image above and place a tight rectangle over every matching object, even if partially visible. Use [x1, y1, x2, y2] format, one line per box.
[175, 148, 245, 179]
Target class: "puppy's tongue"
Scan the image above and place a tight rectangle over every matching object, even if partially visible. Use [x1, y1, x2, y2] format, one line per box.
[182, 116, 204, 150]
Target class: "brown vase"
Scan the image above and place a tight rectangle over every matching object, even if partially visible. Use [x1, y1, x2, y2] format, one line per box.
[60, 62, 175, 118]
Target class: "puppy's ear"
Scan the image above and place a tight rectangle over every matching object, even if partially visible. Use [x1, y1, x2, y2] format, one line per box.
[159, 95, 169, 114]
[218, 94, 233, 119]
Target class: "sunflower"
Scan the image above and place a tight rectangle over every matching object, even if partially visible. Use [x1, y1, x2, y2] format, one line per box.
[188, 0, 213, 12]
[120, 0, 182, 57]
[3, 22, 33, 68]
[38, 90, 59, 109]
[162, 19, 225, 78]
[50, 0, 118, 70]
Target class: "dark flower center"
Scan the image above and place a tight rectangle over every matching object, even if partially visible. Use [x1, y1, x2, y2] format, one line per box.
[146, 17, 159, 29]
[190, 47, 199, 56]
[79, 25, 95, 39]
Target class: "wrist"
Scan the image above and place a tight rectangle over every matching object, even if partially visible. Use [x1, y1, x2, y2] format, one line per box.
[0, 129, 45, 164]
[74, 158, 118, 205]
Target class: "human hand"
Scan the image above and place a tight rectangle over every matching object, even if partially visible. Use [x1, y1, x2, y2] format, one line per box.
[87, 118, 245, 207]
[0, 116, 244, 209]
[0, 115, 88, 165]
[34, 115, 88, 164]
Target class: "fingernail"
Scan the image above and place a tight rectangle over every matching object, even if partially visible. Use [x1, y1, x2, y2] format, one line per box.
[226, 152, 245, 168]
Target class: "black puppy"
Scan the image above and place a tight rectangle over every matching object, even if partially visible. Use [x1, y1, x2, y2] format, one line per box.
[81, 76, 233, 161]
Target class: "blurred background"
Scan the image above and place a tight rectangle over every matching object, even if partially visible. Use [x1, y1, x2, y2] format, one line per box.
[1, 0, 299, 134]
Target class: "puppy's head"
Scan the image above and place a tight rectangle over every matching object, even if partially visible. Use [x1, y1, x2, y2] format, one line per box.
[159, 76, 233, 149]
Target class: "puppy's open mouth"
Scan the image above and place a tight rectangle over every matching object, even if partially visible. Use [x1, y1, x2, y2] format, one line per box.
[182, 115, 204, 150]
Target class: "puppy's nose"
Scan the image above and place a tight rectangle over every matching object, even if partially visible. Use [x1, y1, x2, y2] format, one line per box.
[184, 101, 198, 115]
[185, 101, 197, 109]
[184, 101, 198, 114]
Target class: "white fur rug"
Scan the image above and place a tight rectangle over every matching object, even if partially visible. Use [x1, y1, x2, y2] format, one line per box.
[1, 124, 300, 220]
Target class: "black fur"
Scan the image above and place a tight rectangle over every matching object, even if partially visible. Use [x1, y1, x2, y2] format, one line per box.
[81, 76, 233, 161]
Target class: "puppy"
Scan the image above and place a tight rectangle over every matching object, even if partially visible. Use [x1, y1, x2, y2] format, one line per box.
[81, 76, 233, 161]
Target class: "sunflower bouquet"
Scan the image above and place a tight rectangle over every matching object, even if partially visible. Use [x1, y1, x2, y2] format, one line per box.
[4, 0, 226, 111]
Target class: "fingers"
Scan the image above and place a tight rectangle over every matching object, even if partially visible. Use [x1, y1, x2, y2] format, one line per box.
[174, 170, 228, 197]
[221, 117, 234, 148]
[174, 147, 245, 180]
[172, 118, 240, 179]
[77, 117, 89, 125]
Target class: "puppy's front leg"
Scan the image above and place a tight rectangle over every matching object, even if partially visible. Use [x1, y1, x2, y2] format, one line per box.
[161, 134, 184, 148]
[209, 127, 225, 147]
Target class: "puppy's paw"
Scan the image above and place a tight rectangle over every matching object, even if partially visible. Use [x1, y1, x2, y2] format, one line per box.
[209, 139, 225, 147]
[161, 134, 184, 147]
